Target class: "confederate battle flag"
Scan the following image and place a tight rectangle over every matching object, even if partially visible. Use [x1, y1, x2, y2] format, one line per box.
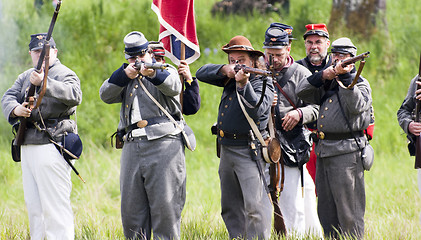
[151, 0, 200, 65]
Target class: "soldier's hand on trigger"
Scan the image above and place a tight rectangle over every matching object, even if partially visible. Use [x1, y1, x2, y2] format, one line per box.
[139, 62, 155, 78]
[234, 68, 249, 88]
[220, 64, 236, 79]
[415, 81, 421, 100]
[281, 109, 300, 131]
[30, 69, 44, 86]
[124, 63, 140, 79]
[12, 102, 31, 118]
[334, 60, 354, 75]
[409, 121, 421, 136]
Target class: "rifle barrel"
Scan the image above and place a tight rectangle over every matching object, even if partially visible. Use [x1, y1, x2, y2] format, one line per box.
[134, 60, 170, 70]
[235, 64, 272, 76]
[35, 1, 61, 72]
[341, 51, 370, 67]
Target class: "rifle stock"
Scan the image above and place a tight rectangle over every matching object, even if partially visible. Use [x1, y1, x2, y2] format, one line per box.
[415, 52, 421, 169]
[269, 162, 287, 236]
[14, 1, 61, 146]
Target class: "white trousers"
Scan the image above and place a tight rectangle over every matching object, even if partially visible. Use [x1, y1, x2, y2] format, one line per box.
[279, 165, 323, 238]
[418, 169, 421, 224]
[21, 144, 74, 240]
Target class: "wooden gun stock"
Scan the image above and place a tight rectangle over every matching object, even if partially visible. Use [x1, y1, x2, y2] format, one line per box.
[415, 52, 421, 169]
[340, 51, 370, 67]
[269, 162, 287, 236]
[234, 64, 272, 76]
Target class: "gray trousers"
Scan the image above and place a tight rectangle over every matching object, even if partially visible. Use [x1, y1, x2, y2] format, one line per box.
[120, 134, 186, 240]
[219, 145, 272, 240]
[316, 151, 365, 239]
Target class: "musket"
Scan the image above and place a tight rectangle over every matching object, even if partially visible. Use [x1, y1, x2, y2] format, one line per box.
[233, 62, 271, 108]
[340, 51, 370, 67]
[234, 63, 272, 76]
[340, 51, 370, 89]
[14, 1, 62, 146]
[267, 54, 287, 237]
[415, 52, 421, 169]
[134, 59, 171, 70]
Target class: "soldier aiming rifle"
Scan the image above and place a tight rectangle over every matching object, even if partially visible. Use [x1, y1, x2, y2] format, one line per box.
[397, 52, 421, 225]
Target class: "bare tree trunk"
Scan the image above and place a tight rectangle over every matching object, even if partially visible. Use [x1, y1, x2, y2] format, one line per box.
[211, 0, 289, 15]
[328, 0, 387, 37]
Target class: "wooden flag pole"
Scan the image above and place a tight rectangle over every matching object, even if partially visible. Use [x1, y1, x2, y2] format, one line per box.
[179, 42, 186, 113]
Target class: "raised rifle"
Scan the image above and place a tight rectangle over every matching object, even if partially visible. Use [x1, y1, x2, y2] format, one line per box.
[134, 59, 171, 70]
[338, 51, 370, 89]
[234, 63, 272, 76]
[415, 52, 421, 169]
[233, 62, 271, 109]
[14, 1, 62, 146]
[11, 2, 84, 183]
[340, 51, 370, 67]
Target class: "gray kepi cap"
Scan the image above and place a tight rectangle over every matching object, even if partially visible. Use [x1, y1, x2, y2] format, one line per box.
[331, 37, 357, 57]
[124, 31, 149, 59]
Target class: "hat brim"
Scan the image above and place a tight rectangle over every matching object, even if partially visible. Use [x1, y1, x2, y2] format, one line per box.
[222, 48, 264, 57]
[331, 49, 356, 57]
[303, 31, 329, 39]
[30, 46, 43, 51]
[262, 45, 288, 49]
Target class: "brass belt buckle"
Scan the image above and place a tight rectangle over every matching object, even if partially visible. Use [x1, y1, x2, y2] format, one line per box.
[137, 120, 148, 128]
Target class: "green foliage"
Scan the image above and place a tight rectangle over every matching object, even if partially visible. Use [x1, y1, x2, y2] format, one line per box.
[1, 0, 421, 239]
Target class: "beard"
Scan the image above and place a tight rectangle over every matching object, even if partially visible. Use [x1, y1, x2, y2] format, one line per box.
[307, 49, 328, 65]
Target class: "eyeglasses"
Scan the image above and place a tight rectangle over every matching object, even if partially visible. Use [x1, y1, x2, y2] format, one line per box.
[305, 40, 325, 46]
[331, 52, 349, 58]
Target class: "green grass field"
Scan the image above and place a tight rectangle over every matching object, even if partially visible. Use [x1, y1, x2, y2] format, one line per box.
[1, 0, 421, 239]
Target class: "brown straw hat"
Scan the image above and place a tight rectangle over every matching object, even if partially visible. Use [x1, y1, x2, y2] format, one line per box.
[221, 35, 264, 57]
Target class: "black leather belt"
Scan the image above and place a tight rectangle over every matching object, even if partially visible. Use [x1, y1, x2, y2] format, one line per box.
[217, 129, 249, 140]
[126, 115, 179, 133]
[316, 131, 364, 140]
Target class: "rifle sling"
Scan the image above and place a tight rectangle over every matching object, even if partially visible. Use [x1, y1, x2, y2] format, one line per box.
[274, 63, 298, 110]
[347, 60, 365, 89]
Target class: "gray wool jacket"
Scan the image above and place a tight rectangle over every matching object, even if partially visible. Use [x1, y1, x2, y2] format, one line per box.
[1, 59, 82, 144]
[397, 74, 419, 136]
[196, 63, 274, 146]
[272, 62, 319, 125]
[99, 63, 182, 140]
[296, 70, 372, 158]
